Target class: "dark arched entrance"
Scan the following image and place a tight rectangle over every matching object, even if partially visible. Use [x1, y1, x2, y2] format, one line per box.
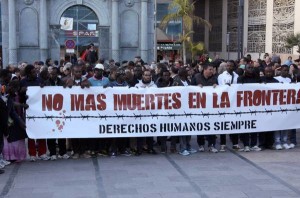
[59, 5, 99, 62]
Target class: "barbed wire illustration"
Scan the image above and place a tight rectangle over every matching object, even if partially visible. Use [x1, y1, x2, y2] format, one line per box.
[26, 107, 300, 121]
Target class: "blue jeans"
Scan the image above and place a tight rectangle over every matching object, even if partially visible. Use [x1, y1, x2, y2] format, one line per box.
[289, 129, 297, 145]
[179, 136, 191, 152]
[274, 130, 288, 145]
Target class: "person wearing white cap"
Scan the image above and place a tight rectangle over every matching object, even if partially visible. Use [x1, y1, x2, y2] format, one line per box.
[88, 64, 109, 86]
[88, 64, 110, 156]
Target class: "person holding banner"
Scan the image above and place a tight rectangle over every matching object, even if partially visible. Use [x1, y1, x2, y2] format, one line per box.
[217, 60, 240, 152]
[237, 64, 262, 152]
[173, 67, 197, 156]
[20, 65, 50, 161]
[259, 66, 278, 149]
[192, 64, 218, 153]
[45, 67, 70, 160]
[88, 63, 110, 157]
[135, 69, 158, 155]
[156, 68, 177, 153]
[65, 64, 91, 159]
[107, 69, 132, 157]
[273, 65, 292, 150]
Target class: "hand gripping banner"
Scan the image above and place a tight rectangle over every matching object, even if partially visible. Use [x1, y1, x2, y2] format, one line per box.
[26, 84, 300, 139]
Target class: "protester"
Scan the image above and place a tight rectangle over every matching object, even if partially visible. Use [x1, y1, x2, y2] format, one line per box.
[192, 64, 218, 153]
[2, 80, 27, 162]
[156, 68, 177, 153]
[107, 69, 132, 157]
[66, 64, 91, 159]
[45, 67, 70, 160]
[20, 65, 50, 161]
[237, 64, 262, 152]
[217, 60, 240, 152]
[274, 65, 292, 150]
[173, 67, 197, 156]
[88, 64, 109, 157]
[135, 69, 157, 155]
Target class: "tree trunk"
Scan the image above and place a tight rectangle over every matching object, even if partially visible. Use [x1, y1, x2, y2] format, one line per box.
[182, 28, 186, 64]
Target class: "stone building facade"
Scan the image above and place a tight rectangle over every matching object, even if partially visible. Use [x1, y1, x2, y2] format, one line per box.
[1, 0, 155, 66]
[194, 0, 300, 60]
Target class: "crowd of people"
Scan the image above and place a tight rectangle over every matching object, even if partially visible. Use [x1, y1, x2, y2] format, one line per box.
[0, 50, 299, 174]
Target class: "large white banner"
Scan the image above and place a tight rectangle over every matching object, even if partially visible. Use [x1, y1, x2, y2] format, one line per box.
[26, 84, 300, 139]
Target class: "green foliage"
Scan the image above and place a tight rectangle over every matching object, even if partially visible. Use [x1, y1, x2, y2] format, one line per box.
[159, 0, 211, 63]
[285, 33, 300, 53]
[160, 0, 211, 31]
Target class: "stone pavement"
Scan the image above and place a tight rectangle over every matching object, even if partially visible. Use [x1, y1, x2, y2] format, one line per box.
[1, 137, 300, 198]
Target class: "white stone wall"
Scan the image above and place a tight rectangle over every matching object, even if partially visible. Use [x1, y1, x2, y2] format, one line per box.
[1, 0, 155, 66]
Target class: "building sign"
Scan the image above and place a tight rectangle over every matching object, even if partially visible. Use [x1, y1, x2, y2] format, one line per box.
[157, 43, 181, 50]
[65, 40, 76, 49]
[64, 30, 99, 37]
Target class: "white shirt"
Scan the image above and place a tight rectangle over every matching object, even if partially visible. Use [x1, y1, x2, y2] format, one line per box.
[181, 80, 188, 86]
[217, 71, 239, 85]
[274, 76, 291, 83]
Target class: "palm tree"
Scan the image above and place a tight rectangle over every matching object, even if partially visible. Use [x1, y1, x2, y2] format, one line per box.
[285, 33, 300, 54]
[189, 41, 205, 62]
[160, 0, 211, 64]
[178, 31, 205, 62]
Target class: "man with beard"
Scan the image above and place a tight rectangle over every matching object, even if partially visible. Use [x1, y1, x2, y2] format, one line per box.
[135, 69, 157, 155]
[238, 64, 262, 152]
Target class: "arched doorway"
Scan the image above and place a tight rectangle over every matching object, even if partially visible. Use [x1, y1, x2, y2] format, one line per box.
[59, 5, 99, 63]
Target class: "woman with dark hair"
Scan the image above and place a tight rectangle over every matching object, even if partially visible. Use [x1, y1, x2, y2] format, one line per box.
[2, 80, 27, 162]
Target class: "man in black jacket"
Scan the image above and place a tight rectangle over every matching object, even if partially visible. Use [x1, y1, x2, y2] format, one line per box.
[192, 64, 218, 153]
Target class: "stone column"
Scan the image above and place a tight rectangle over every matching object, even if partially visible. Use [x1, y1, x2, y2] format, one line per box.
[1, 0, 9, 67]
[204, 0, 209, 51]
[221, 0, 228, 54]
[265, 0, 273, 54]
[243, 0, 249, 55]
[8, 0, 17, 65]
[293, 0, 300, 55]
[40, 0, 48, 62]
[111, 0, 119, 62]
[141, 0, 148, 62]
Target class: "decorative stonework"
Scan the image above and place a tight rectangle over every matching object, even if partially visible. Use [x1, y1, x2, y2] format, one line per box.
[247, 0, 266, 53]
[209, 0, 222, 52]
[272, 0, 295, 54]
[24, 0, 34, 5]
[227, 0, 238, 52]
[124, 0, 135, 7]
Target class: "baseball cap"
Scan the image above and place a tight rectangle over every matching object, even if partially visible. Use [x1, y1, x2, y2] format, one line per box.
[94, 64, 104, 70]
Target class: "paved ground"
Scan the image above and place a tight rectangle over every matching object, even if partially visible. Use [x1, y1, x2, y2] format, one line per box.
[1, 136, 300, 198]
